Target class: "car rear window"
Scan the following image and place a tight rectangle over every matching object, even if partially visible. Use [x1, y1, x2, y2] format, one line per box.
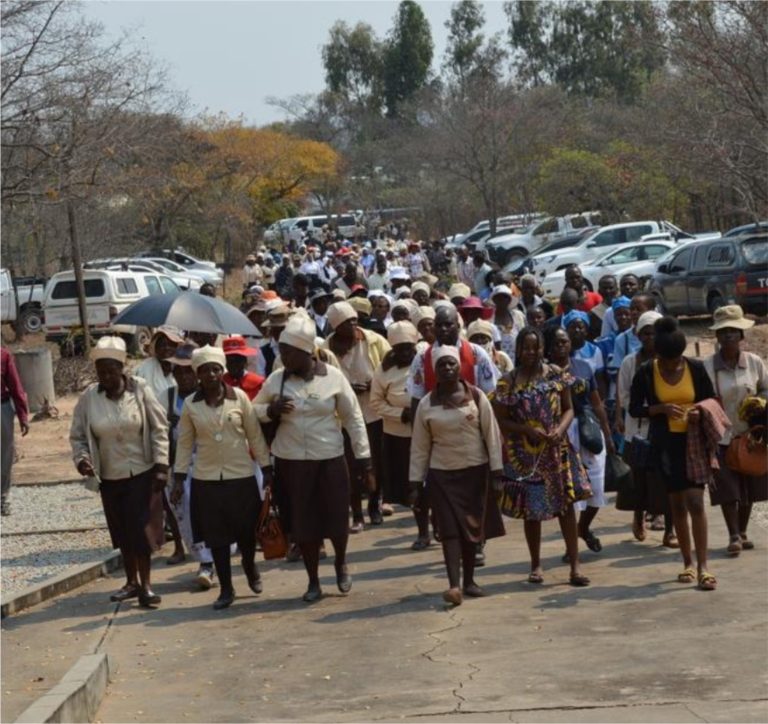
[742, 239, 768, 266]
[704, 244, 735, 267]
[51, 279, 105, 299]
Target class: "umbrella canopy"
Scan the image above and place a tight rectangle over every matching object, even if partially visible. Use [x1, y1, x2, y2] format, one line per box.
[112, 291, 259, 336]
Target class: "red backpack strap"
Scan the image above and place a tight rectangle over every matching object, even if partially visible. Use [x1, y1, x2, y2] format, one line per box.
[424, 345, 436, 392]
[459, 339, 476, 385]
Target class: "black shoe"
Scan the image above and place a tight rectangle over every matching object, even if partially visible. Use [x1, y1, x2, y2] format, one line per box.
[302, 583, 323, 603]
[335, 564, 351, 594]
[137, 589, 161, 607]
[243, 561, 262, 594]
[474, 544, 486, 568]
[110, 584, 140, 602]
[369, 508, 384, 525]
[213, 589, 235, 610]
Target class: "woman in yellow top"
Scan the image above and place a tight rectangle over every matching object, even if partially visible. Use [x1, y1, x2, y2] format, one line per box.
[173, 345, 273, 610]
[629, 317, 718, 590]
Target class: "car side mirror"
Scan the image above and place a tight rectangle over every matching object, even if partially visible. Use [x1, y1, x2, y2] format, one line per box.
[657, 263, 668, 274]
[586, 241, 596, 248]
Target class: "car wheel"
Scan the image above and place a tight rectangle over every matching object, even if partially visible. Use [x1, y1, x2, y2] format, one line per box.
[707, 293, 725, 315]
[503, 248, 529, 266]
[18, 306, 43, 335]
[125, 326, 152, 356]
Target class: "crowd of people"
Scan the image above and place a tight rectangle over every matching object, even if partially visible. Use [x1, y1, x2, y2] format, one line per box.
[30, 235, 764, 610]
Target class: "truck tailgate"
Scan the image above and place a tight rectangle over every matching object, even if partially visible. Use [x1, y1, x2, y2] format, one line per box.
[44, 304, 111, 331]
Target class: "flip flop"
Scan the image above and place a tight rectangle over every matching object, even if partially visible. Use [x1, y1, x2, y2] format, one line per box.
[411, 537, 431, 551]
[698, 572, 717, 591]
[527, 572, 544, 584]
[677, 567, 696, 583]
[662, 534, 679, 549]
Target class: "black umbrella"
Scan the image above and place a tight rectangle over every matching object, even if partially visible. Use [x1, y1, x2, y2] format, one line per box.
[112, 291, 259, 336]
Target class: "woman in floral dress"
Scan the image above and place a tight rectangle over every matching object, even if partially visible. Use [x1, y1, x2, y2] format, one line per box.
[491, 326, 591, 586]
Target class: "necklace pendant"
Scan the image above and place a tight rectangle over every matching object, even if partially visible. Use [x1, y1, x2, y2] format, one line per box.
[214, 432, 223, 442]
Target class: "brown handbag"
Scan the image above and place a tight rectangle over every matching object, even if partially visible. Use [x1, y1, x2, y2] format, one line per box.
[725, 426, 767, 478]
[256, 487, 288, 560]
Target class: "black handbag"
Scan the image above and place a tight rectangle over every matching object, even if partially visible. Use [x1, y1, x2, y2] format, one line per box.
[577, 408, 604, 455]
[628, 435, 652, 470]
[605, 452, 632, 494]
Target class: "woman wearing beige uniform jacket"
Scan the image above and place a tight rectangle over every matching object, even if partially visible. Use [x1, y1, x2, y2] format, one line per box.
[173, 345, 273, 610]
[255, 314, 371, 603]
[70, 336, 169, 608]
[410, 345, 505, 606]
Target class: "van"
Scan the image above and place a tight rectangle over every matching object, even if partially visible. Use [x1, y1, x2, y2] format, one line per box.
[43, 269, 177, 354]
[287, 214, 360, 243]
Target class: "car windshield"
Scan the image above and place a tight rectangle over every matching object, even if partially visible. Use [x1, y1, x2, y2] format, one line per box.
[741, 239, 768, 266]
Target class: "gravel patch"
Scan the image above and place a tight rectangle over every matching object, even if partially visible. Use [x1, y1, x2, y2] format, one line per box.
[0, 483, 104, 535]
[1, 530, 114, 595]
[752, 502, 768, 531]
[0, 483, 114, 596]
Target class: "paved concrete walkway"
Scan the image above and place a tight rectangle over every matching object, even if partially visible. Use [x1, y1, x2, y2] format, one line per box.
[4, 500, 768, 722]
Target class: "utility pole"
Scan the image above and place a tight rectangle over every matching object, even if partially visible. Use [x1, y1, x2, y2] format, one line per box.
[67, 198, 91, 353]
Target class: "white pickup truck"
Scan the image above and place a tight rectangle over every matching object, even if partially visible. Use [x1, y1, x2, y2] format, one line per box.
[529, 220, 722, 279]
[0, 269, 47, 334]
[482, 212, 602, 265]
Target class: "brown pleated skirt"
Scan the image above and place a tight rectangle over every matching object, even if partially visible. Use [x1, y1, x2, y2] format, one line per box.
[100, 470, 164, 555]
[427, 464, 505, 543]
[190, 476, 261, 548]
[274, 456, 350, 543]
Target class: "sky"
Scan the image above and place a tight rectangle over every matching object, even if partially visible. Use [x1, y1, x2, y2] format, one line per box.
[81, 0, 510, 125]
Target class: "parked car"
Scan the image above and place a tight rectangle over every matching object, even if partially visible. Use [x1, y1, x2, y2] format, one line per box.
[136, 257, 213, 287]
[264, 218, 296, 246]
[85, 258, 204, 290]
[135, 249, 223, 279]
[529, 221, 721, 279]
[647, 232, 767, 316]
[500, 226, 602, 277]
[43, 269, 177, 354]
[285, 214, 360, 243]
[539, 241, 679, 299]
[484, 212, 602, 266]
[0, 270, 47, 333]
[723, 221, 768, 237]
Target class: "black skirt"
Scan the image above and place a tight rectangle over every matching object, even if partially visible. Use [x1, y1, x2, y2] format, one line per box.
[100, 470, 164, 555]
[710, 445, 768, 506]
[190, 476, 261, 548]
[623, 441, 669, 515]
[656, 433, 704, 493]
[274, 456, 350, 543]
[427, 464, 505, 543]
[382, 433, 411, 506]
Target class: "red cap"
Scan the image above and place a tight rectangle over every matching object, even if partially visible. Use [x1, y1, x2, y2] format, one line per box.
[222, 336, 257, 357]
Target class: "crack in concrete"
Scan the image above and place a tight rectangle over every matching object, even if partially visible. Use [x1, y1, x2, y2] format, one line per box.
[452, 661, 480, 711]
[683, 702, 709, 723]
[385, 696, 768, 720]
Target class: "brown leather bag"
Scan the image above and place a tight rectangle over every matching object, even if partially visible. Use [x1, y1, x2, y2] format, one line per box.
[256, 487, 288, 560]
[725, 426, 767, 477]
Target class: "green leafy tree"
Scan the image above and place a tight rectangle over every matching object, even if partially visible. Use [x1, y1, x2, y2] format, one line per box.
[383, 0, 434, 117]
[321, 21, 384, 113]
[505, 0, 666, 102]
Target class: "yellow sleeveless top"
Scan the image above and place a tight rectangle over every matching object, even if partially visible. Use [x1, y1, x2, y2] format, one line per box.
[653, 359, 695, 433]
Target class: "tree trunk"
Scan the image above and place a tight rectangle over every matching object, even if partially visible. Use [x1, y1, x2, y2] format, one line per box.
[67, 199, 91, 353]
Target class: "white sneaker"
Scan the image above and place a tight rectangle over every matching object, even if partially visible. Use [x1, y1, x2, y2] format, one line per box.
[196, 566, 216, 590]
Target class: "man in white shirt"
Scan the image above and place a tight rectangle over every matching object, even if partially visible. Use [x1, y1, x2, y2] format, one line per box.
[367, 254, 391, 292]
